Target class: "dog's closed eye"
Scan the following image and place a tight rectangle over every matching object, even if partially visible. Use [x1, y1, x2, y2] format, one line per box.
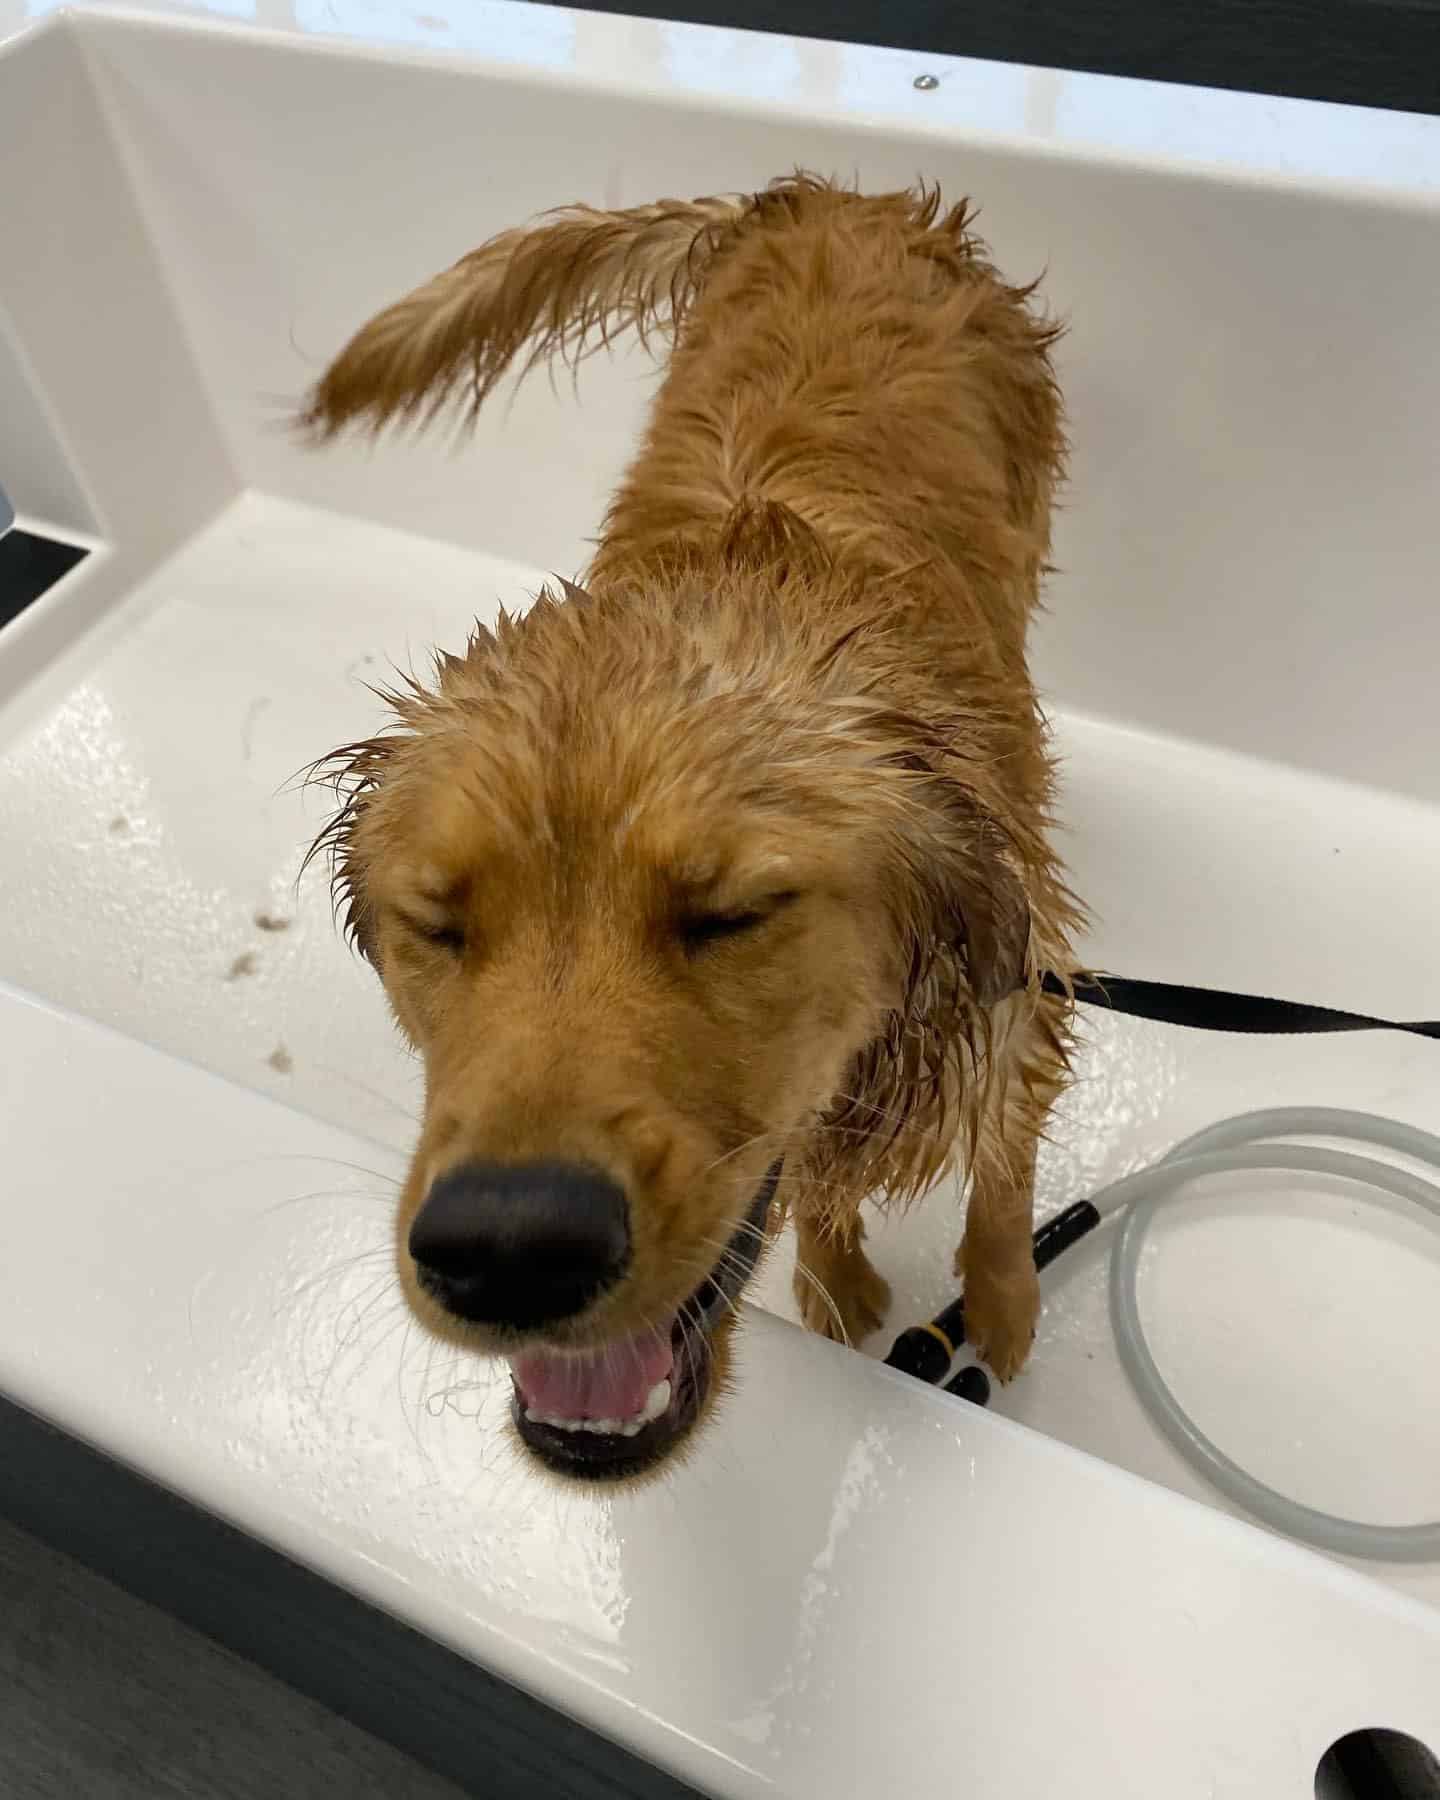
[396, 910, 466, 956]
[678, 893, 797, 955]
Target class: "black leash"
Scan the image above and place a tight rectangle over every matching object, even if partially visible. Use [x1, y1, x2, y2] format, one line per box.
[886, 969, 1440, 1405]
[1043, 969, 1440, 1041]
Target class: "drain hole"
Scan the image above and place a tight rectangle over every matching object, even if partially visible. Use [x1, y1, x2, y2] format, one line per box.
[1317, 1729, 1440, 1799]
[0, 528, 89, 632]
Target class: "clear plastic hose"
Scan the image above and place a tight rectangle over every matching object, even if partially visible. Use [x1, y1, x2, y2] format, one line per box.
[1098, 1108, 1440, 1563]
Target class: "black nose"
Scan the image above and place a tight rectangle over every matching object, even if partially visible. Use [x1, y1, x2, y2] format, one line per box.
[408, 1160, 630, 1330]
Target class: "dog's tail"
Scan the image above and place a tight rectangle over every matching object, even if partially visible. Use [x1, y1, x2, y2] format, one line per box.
[299, 193, 754, 441]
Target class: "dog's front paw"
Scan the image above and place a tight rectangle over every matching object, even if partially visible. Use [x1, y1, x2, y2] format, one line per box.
[961, 1262, 1039, 1381]
[794, 1252, 892, 1348]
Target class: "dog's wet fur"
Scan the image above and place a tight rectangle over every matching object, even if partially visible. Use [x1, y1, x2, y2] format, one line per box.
[305, 176, 1081, 1481]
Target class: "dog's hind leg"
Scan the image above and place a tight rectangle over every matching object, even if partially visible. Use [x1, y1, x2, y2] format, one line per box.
[954, 992, 1070, 1380]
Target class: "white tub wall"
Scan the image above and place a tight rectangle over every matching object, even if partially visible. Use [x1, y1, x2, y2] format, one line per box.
[0, 17, 234, 714]
[71, 10, 655, 585]
[74, 9, 1440, 804]
[0, 311, 98, 542]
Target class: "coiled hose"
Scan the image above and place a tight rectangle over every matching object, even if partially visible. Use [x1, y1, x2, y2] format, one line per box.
[887, 1107, 1440, 1563]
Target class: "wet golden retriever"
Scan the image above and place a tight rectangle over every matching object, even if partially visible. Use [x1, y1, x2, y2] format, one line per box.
[304, 176, 1080, 1480]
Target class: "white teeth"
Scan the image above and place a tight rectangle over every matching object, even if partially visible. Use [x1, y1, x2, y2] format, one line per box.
[522, 1378, 673, 1438]
[523, 1411, 580, 1431]
[640, 1378, 672, 1424]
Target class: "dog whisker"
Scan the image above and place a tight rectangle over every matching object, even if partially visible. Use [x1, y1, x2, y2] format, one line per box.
[315, 1269, 402, 1364]
[252, 1183, 396, 1222]
[790, 1261, 851, 1346]
[314, 1063, 424, 1131]
[268, 1242, 393, 1311]
[317, 1301, 412, 1410]
[236, 1151, 404, 1187]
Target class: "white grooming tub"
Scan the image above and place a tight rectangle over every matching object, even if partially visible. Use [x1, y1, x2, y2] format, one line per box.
[2, 4, 1438, 1793]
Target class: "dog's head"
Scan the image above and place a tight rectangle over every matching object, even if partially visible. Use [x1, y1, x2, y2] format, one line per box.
[314, 563, 1029, 1480]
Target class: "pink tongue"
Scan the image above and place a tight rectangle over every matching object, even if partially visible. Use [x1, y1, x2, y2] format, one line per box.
[511, 1322, 676, 1420]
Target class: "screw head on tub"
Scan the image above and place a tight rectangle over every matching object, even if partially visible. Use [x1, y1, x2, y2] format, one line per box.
[913, 72, 940, 91]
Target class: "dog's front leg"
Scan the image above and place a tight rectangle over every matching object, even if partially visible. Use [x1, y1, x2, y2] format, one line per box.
[793, 1208, 892, 1348]
[955, 994, 1069, 1380]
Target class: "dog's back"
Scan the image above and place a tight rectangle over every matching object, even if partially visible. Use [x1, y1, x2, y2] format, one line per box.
[590, 181, 1064, 676]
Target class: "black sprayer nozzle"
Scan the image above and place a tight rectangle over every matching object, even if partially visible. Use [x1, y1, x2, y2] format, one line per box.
[882, 1198, 1102, 1387]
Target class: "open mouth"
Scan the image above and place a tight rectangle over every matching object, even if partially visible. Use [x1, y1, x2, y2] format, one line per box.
[509, 1159, 782, 1478]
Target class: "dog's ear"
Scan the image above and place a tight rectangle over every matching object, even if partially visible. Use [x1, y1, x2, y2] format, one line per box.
[897, 754, 1033, 1010]
[303, 732, 399, 963]
[943, 810, 1032, 1007]
[315, 631, 502, 961]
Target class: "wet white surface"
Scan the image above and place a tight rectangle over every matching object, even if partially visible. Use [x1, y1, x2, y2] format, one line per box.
[3, 977, 1440, 1799]
[2, 493, 1437, 1612]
